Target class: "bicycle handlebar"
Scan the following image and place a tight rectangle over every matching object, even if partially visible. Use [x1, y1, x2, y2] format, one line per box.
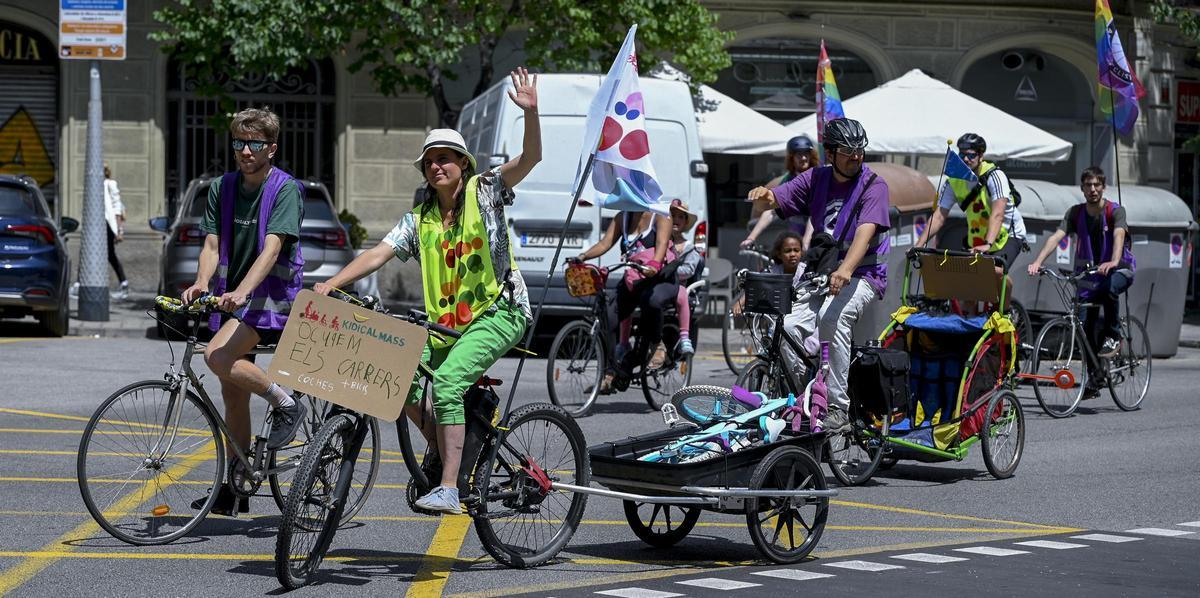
[1036, 267, 1100, 283]
[155, 295, 219, 315]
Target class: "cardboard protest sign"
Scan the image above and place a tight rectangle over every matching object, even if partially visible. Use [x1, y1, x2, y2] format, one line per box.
[268, 290, 427, 421]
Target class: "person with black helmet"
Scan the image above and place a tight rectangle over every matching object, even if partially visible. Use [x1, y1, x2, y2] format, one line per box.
[747, 118, 890, 432]
[915, 133, 1026, 272]
[741, 135, 817, 249]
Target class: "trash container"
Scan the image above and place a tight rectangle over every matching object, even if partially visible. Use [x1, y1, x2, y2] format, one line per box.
[933, 179, 1195, 358]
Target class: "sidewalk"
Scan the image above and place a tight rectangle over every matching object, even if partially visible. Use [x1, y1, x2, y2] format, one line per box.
[69, 290, 159, 339]
[1182, 309, 1200, 350]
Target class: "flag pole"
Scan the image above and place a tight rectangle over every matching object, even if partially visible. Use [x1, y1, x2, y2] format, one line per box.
[932, 140, 952, 212]
[1108, 91, 1124, 205]
[496, 151, 598, 426]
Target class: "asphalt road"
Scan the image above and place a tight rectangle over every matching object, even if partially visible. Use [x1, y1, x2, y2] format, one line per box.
[0, 328, 1197, 597]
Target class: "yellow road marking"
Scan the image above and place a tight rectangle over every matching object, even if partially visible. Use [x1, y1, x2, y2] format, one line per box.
[406, 514, 471, 598]
[0, 337, 94, 345]
[0, 476, 404, 490]
[0, 448, 408, 464]
[0, 407, 211, 435]
[0, 427, 208, 437]
[0, 441, 215, 595]
[832, 499, 1069, 530]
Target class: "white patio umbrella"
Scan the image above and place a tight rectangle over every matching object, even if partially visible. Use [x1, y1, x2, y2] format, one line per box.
[651, 62, 796, 155]
[788, 69, 1073, 162]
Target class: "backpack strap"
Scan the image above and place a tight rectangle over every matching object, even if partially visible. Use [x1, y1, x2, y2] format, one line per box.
[835, 173, 879, 246]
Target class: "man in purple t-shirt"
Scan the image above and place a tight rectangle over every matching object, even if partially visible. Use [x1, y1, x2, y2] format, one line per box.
[747, 118, 890, 430]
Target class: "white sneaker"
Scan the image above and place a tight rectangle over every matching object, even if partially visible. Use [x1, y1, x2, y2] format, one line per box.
[414, 485, 461, 515]
[111, 281, 129, 300]
[1099, 337, 1121, 358]
[69, 282, 79, 298]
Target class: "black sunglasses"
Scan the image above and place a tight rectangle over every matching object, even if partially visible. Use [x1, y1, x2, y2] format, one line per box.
[960, 151, 981, 159]
[231, 139, 270, 152]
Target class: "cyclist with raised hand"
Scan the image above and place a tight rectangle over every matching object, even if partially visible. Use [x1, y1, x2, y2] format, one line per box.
[742, 135, 818, 250]
[1026, 166, 1135, 399]
[181, 106, 307, 516]
[312, 67, 541, 514]
[915, 133, 1026, 274]
[747, 118, 891, 432]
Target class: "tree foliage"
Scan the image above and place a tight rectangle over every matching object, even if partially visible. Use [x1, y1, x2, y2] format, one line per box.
[152, 0, 733, 126]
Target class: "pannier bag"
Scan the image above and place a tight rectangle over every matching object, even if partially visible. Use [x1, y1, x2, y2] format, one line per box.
[848, 346, 911, 418]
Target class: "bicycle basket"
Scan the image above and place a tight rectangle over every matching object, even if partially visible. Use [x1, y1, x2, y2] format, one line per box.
[743, 271, 794, 316]
[566, 263, 606, 297]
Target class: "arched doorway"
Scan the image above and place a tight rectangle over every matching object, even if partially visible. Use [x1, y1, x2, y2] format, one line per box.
[165, 57, 335, 217]
[0, 20, 58, 215]
[961, 48, 1094, 184]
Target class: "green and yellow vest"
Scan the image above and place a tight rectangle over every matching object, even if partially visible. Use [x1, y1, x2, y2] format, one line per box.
[950, 161, 1009, 252]
[418, 176, 503, 348]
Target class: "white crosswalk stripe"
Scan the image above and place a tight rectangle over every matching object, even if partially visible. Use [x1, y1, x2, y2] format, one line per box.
[822, 560, 905, 572]
[1072, 533, 1143, 543]
[595, 589, 683, 598]
[954, 546, 1030, 556]
[1015, 540, 1089, 550]
[675, 578, 761, 590]
[1126, 527, 1195, 537]
[751, 569, 835, 581]
[890, 552, 969, 563]
[1177, 521, 1200, 528]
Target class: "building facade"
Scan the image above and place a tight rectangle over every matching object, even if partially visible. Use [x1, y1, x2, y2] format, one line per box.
[0, 0, 1194, 299]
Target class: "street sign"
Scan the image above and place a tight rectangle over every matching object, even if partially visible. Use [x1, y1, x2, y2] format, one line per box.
[1177, 80, 1200, 124]
[59, 0, 126, 61]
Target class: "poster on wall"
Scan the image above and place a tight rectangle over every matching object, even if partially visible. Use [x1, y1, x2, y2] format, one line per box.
[1170, 233, 1184, 269]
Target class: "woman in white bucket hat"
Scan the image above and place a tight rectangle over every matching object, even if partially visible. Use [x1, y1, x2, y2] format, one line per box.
[315, 67, 542, 514]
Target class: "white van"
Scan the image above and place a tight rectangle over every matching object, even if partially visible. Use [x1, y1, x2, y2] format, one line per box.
[457, 73, 708, 316]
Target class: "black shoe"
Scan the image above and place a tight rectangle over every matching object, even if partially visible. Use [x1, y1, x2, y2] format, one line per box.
[267, 400, 307, 450]
[1081, 385, 1102, 401]
[191, 486, 249, 516]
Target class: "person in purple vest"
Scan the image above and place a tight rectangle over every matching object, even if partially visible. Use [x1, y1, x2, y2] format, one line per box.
[181, 107, 307, 516]
[1026, 166, 1135, 399]
[747, 118, 890, 432]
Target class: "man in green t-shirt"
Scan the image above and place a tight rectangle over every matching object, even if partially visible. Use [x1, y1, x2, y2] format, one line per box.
[182, 107, 305, 516]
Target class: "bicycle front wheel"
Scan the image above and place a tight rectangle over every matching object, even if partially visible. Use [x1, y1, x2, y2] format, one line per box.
[547, 319, 605, 417]
[827, 408, 890, 487]
[1031, 317, 1086, 418]
[268, 397, 381, 526]
[275, 413, 357, 589]
[722, 297, 760, 374]
[77, 380, 224, 545]
[1110, 316, 1152, 411]
[473, 403, 590, 568]
[671, 385, 752, 426]
[1008, 299, 1034, 379]
[735, 357, 789, 400]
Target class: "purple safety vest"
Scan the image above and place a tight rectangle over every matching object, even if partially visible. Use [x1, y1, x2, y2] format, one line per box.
[1073, 200, 1135, 300]
[209, 168, 305, 331]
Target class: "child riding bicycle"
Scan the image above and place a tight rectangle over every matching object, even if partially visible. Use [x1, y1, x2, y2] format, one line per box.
[1025, 166, 1135, 400]
[313, 67, 542, 514]
[181, 107, 307, 516]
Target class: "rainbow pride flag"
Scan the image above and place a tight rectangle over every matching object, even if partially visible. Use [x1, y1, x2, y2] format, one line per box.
[1095, 0, 1144, 136]
[816, 40, 845, 163]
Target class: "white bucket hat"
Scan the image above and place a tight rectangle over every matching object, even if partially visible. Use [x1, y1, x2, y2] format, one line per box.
[412, 128, 477, 173]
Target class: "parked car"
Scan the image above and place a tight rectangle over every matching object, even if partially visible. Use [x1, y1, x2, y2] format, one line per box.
[0, 174, 79, 336]
[150, 176, 353, 337]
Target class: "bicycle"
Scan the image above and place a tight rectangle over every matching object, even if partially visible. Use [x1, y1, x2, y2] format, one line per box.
[276, 298, 589, 589]
[1026, 267, 1152, 417]
[721, 245, 777, 375]
[546, 260, 701, 417]
[731, 270, 889, 487]
[76, 295, 381, 545]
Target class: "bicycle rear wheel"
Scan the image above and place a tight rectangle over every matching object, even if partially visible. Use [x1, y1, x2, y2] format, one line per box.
[642, 342, 693, 410]
[268, 397, 381, 526]
[1031, 318, 1086, 418]
[274, 413, 358, 589]
[735, 357, 790, 400]
[827, 408, 890, 487]
[1110, 316, 1152, 411]
[77, 380, 224, 545]
[473, 403, 590, 568]
[546, 319, 605, 417]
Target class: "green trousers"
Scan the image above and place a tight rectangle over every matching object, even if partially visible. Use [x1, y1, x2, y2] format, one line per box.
[405, 300, 526, 425]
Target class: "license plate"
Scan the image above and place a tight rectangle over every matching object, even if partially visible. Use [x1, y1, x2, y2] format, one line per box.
[521, 231, 584, 249]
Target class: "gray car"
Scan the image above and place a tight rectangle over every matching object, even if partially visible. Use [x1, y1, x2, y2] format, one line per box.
[150, 176, 353, 337]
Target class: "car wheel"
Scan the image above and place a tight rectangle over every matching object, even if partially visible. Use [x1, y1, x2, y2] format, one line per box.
[39, 296, 69, 337]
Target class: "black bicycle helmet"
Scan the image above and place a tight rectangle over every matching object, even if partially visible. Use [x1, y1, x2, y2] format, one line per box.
[786, 135, 815, 153]
[822, 118, 868, 151]
[956, 132, 987, 153]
